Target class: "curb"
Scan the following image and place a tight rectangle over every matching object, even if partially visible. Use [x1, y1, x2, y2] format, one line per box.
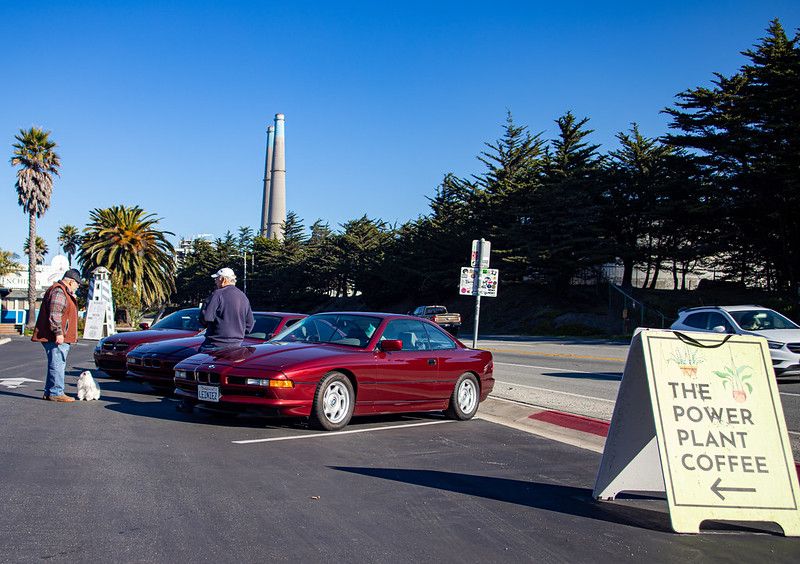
[0, 337, 11, 346]
[478, 396, 800, 482]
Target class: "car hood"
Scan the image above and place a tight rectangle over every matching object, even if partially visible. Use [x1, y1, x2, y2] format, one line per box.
[177, 342, 364, 371]
[747, 329, 800, 343]
[130, 336, 205, 356]
[103, 329, 199, 345]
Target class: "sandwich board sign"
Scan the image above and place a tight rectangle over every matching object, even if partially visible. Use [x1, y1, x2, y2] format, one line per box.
[83, 267, 116, 340]
[593, 329, 800, 535]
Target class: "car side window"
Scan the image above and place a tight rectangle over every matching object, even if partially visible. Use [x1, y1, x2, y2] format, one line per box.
[684, 312, 709, 329]
[424, 323, 457, 350]
[706, 312, 733, 332]
[381, 320, 430, 351]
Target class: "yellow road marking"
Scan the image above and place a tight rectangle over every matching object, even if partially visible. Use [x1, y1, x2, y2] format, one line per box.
[485, 347, 625, 363]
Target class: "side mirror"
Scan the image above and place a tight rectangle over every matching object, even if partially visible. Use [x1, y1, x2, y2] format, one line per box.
[139, 322, 151, 330]
[379, 339, 403, 352]
[711, 325, 727, 333]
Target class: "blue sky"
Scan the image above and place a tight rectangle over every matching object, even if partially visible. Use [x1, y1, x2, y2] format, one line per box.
[2, 1, 798, 262]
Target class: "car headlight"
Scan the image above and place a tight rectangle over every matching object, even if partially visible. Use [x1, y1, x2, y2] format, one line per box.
[245, 378, 294, 388]
[767, 340, 785, 350]
[175, 370, 187, 380]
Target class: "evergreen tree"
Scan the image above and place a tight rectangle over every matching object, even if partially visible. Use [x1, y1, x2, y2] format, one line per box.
[532, 112, 608, 284]
[665, 19, 800, 292]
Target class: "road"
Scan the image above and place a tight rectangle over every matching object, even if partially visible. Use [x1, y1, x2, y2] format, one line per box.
[479, 336, 800, 460]
[1, 337, 799, 561]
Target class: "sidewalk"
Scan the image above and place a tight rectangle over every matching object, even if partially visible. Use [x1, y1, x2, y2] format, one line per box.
[479, 395, 800, 481]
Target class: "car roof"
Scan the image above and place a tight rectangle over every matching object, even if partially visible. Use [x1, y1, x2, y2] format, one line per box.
[252, 311, 306, 316]
[309, 311, 416, 320]
[678, 305, 768, 314]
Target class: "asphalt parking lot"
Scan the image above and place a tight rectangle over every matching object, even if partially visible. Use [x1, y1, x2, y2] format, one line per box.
[1, 337, 799, 562]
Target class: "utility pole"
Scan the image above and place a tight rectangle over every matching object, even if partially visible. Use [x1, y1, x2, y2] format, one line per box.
[243, 252, 248, 295]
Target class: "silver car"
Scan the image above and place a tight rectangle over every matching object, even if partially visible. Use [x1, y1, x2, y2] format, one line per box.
[670, 305, 800, 378]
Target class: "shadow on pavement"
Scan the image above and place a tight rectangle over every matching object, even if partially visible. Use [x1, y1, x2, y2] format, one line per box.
[331, 466, 672, 532]
[541, 371, 622, 381]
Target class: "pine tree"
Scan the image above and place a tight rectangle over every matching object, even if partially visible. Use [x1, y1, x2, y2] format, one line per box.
[665, 19, 800, 292]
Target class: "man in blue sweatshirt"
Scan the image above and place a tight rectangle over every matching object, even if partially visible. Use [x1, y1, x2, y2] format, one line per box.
[199, 267, 255, 352]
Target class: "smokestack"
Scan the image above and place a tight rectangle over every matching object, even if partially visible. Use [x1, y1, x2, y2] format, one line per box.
[267, 113, 286, 240]
[259, 125, 275, 237]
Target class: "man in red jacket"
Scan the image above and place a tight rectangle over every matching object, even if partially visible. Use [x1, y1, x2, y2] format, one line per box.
[31, 269, 82, 402]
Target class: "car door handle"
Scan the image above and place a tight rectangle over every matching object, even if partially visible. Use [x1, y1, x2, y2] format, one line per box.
[427, 358, 437, 366]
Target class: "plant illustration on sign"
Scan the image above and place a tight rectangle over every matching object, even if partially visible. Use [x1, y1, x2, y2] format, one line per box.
[714, 364, 754, 403]
[668, 345, 704, 378]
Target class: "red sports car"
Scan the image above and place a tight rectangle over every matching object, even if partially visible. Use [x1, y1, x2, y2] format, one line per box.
[93, 308, 203, 376]
[173, 312, 494, 430]
[126, 312, 306, 390]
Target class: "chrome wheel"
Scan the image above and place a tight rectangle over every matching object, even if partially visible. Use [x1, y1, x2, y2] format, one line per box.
[323, 381, 351, 424]
[456, 378, 478, 414]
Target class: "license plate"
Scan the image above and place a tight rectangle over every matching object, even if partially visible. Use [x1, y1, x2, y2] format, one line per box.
[198, 385, 220, 402]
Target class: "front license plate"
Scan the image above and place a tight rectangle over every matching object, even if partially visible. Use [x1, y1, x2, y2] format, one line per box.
[198, 385, 220, 402]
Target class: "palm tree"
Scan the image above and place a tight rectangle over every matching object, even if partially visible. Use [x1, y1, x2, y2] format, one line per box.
[23, 236, 48, 265]
[80, 205, 176, 307]
[11, 127, 61, 328]
[58, 224, 81, 266]
[0, 249, 22, 277]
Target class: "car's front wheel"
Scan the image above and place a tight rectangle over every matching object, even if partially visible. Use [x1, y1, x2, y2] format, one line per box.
[311, 371, 355, 431]
[445, 372, 479, 420]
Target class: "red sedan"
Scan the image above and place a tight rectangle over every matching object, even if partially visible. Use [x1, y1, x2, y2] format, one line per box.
[93, 308, 203, 376]
[126, 312, 306, 390]
[174, 312, 494, 430]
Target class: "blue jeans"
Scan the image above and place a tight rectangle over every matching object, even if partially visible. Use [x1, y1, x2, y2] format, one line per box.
[42, 342, 71, 397]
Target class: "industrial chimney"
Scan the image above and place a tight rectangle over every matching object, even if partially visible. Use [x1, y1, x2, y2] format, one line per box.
[259, 125, 275, 237]
[267, 113, 286, 240]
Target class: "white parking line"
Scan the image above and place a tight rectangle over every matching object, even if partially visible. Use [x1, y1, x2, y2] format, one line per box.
[494, 379, 616, 403]
[233, 420, 455, 444]
[780, 391, 800, 397]
[495, 361, 621, 378]
[0, 362, 43, 374]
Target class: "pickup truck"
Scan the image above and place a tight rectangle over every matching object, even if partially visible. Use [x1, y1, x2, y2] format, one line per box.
[410, 305, 461, 335]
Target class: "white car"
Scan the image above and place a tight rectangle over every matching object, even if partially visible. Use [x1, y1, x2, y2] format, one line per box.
[670, 305, 800, 378]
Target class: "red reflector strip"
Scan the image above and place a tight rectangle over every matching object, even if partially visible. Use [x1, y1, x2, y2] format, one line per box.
[528, 410, 610, 437]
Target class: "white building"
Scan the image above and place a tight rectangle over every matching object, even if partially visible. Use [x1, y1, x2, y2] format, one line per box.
[0, 255, 71, 325]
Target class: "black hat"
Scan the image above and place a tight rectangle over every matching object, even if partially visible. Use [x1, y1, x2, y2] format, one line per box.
[63, 268, 82, 284]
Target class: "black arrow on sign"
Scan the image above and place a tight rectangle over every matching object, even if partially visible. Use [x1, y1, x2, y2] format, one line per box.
[710, 477, 757, 501]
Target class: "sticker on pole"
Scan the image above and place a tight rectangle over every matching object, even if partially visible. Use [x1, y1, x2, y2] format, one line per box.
[459, 267, 498, 297]
[594, 329, 800, 535]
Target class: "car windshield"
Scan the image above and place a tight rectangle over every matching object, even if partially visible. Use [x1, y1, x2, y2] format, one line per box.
[247, 315, 281, 339]
[150, 309, 201, 331]
[272, 314, 382, 347]
[730, 309, 799, 331]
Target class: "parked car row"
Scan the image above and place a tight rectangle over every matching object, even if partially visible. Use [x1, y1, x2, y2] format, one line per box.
[93, 308, 495, 431]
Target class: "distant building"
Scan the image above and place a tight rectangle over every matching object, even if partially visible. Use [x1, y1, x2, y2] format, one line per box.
[0, 255, 71, 324]
[175, 234, 214, 268]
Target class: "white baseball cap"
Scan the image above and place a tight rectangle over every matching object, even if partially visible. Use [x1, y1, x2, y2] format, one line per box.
[211, 267, 236, 279]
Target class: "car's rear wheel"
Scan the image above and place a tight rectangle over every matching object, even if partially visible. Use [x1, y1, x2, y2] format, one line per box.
[445, 372, 479, 420]
[311, 372, 354, 431]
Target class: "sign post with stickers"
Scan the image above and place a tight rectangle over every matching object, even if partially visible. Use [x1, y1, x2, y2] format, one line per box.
[594, 329, 800, 535]
[459, 239, 499, 348]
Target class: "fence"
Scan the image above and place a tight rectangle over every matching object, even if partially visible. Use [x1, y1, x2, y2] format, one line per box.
[608, 284, 667, 335]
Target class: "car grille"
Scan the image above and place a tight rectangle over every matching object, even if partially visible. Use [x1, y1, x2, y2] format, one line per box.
[102, 342, 129, 352]
[183, 371, 220, 384]
[787, 343, 800, 354]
